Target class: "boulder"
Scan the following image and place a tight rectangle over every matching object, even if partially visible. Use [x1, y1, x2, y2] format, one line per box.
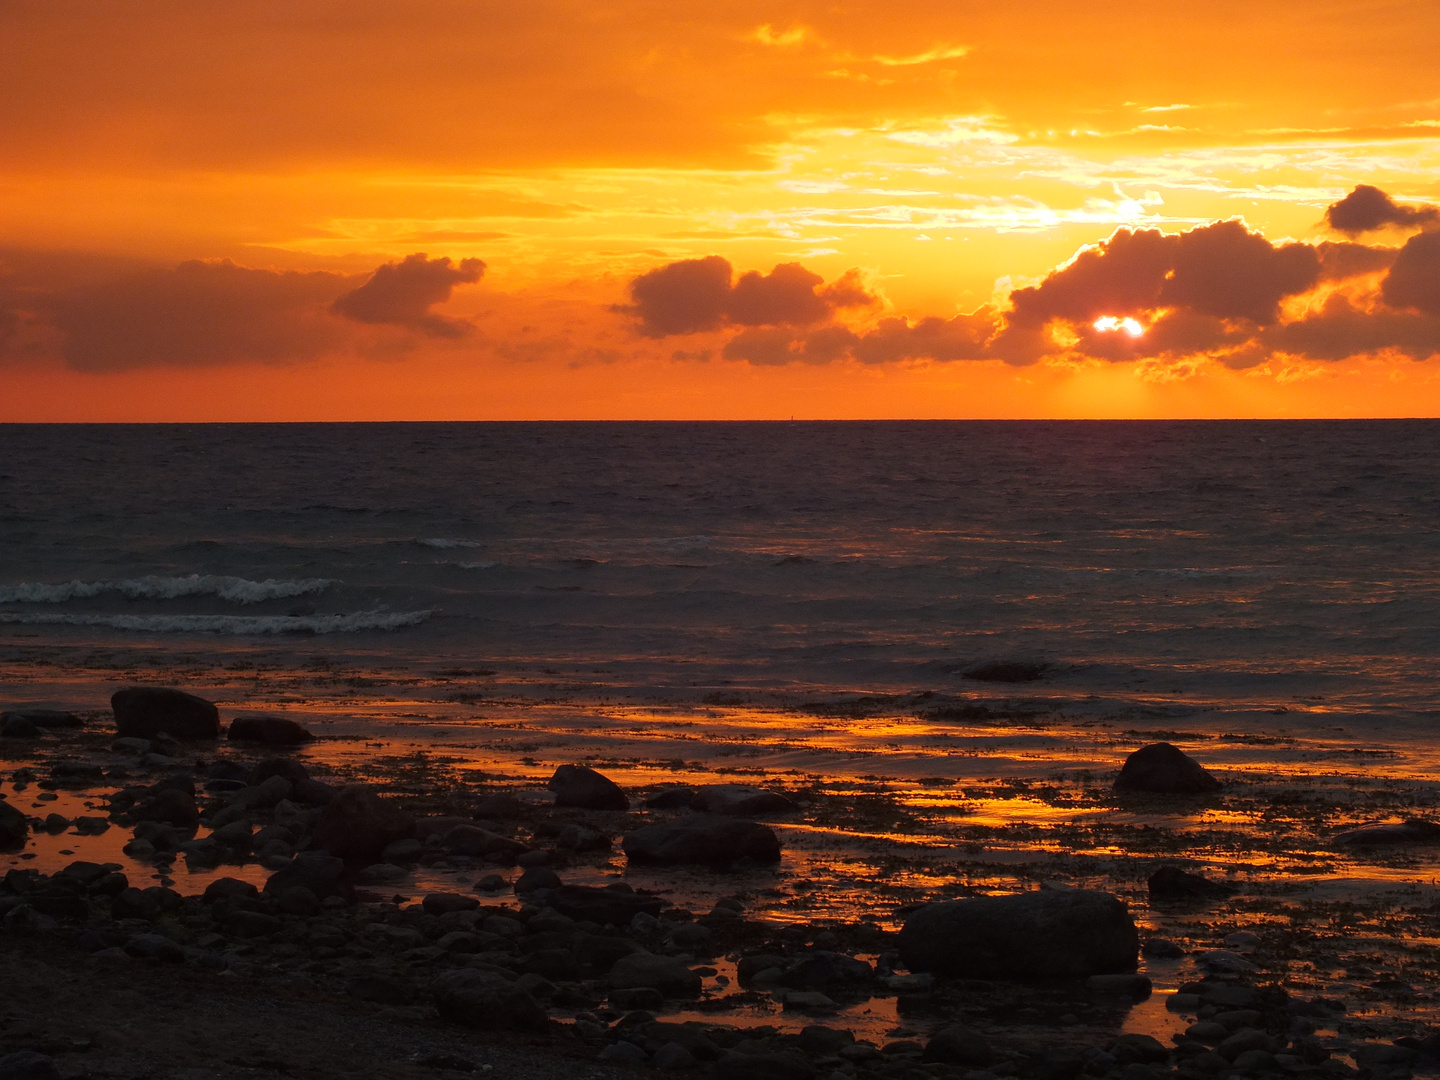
[644, 787, 699, 810]
[423, 892, 480, 915]
[1333, 819, 1440, 846]
[543, 884, 664, 926]
[623, 815, 781, 866]
[923, 1026, 995, 1067]
[690, 784, 795, 817]
[111, 687, 219, 740]
[475, 792, 527, 818]
[710, 1052, 816, 1080]
[227, 715, 315, 745]
[263, 852, 351, 902]
[441, 824, 525, 860]
[897, 889, 1138, 979]
[0, 1052, 60, 1080]
[312, 785, 414, 860]
[1114, 742, 1220, 794]
[431, 969, 549, 1031]
[0, 715, 37, 738]
[609, 953, 703, 998]
[548, 764, 629, 810]
[133, 788, 199, 827]
[0, 800, 28, 849]
[1148, 865, 1238, 899]
[250, 757, 310, 786]
[3, 710, 80, 729]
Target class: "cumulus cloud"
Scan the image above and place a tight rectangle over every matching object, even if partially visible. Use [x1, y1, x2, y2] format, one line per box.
[1380, 229, 1440, 316]
[620, 256, 877, 337]
[52, 260, 352, 371]
[1325, 185, 1440, 235]
[331, 253, 485, 337]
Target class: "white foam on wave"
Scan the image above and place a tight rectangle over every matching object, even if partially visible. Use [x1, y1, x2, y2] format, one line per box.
[0, 575, 335, 605]
[457, 561, 498, 570]
[418, 538, 485, 549]
[0, 609, 432, 635]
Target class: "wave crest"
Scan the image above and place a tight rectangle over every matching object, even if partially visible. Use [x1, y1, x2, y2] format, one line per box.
[0, 575, 336, 605]
[0, 609, 432, 635]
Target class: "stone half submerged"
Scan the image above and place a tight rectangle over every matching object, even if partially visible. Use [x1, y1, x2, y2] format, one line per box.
[897, 888, 1139, 979]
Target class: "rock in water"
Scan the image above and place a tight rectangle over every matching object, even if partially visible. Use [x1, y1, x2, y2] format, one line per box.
[690, 784, 795, 817]
[1333, 819, 1440, 846]
[623, 815, 781, 866]
[922, 1026, 995, 1067]
[548, 764, 629, 810]
[897, 889, 1138, 979]
[227, 715, 315, 745]
[609, 953, 703, 998]
[264, 852, 351, 901]
[431, 969, 548, 1031]
[1114, 742, 1220, 794]
[1148, 865, 1238, 899]
[0, 799, 28, 849]
[312, 785, 414, 860]
[111, 687, 219, 740]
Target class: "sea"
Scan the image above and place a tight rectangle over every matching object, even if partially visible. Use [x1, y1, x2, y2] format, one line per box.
[2, 420, 1437, 724]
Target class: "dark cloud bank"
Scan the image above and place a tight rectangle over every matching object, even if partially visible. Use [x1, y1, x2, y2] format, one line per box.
[0, 253, 483, 371]
[623, 186, 1440, 370]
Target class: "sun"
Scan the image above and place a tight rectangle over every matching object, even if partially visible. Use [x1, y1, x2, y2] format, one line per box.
[1093, 316, 1145, 337]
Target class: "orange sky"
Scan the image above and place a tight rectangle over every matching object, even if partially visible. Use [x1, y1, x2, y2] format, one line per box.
[3, 0, 1440, 419]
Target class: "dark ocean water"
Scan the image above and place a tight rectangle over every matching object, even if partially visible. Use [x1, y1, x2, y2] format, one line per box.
[1, 420, 1438, 723]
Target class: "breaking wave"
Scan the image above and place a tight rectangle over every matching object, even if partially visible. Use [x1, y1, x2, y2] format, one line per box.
[0, 609, 431, 635]
[0, 575, 336, 605]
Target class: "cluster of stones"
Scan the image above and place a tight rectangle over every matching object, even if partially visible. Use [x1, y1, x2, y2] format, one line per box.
[2, 691, 1430, 1079]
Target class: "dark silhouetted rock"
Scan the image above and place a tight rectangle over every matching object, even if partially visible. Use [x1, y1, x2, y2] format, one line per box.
[312, 785, 414, 860]
[1087, 973, 1153, 997]
[897, 889, 1138, 979]
[0, 1051, 60, 1080]
[514, 866, 562, 893]
[923, 1025, 995, 1067]
[264, 852, 351, 902]
[544, 884, 664, 926]
[111, 687, 219, 740]
[610, 953, 702, 998]
[227, 715, 314, 745]
[690, 784, 795, 817]
[423, 891, 480, 915]
[644, 786, 699, 809]
[623, 815, 781, 866]
[1333, 818, 1440, 846]
[250, 757, 310, 786]
[125, 933, 184, 962]
[710, 1051, 816, 1080]
[0, 800, 28, 849]
[441, 824, 525, 860]
[203, 877, 258, 903]
[0, 716, 37, 738]
[290, 778, 336, 805]
[549, 764, 629, 810]
[963, 660, 1048, 683]
[431, 969, 549, 1031]
[133, 788, 199, 827]
[1148, 865, 1238, 899]
[475, 792, 527, 818]
[2, 710, 81, 729]
[1114, 742, 1221, 794]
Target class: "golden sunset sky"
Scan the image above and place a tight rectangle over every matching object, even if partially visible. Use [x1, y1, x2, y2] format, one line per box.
[3, 0, 1440, 418]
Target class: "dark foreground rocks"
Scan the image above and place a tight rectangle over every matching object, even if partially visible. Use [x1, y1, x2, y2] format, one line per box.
[1114, 742, 1221, 794]
[1148, 865, 1239, 899]
[0, 799, 28, 849]
[897, 888, 1138, 978]
[548, 765, 629, 810]
[622, 814, 782, 866]
[111, 687, 219, 740]
[312, 785, 415, 860]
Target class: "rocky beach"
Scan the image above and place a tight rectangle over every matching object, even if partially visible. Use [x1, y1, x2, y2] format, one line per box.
[4, 682, 1440, 1080]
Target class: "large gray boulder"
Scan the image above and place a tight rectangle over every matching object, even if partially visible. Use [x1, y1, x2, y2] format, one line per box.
[549, 765, 629, 810]
[312, 785, 414, 860]
[897, 889, 1138, 979]
[111, 687, 219, 740]
[623, 814, 781, 866]
[1114, 742, 1221, 794]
